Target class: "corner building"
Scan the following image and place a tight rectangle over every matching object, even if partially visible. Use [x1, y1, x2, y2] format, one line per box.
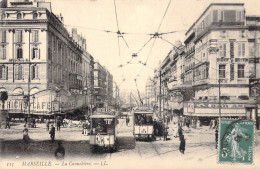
[170, 3, 259, 121]
[0, 0, 93, 117]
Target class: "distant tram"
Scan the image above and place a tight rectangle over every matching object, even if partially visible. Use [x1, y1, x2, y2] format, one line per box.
[89, 114, 118, 152]
[133, 109, 154, 140]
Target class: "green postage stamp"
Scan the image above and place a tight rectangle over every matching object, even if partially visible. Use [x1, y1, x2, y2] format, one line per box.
[219, 119, 254, 164]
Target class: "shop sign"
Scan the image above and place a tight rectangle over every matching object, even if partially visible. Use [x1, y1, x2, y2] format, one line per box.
[217, 58, 260, 63]
[195, 102, 247, 109]
[51, 101, 59, 111]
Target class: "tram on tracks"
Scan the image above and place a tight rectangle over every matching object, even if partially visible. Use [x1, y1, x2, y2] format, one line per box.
[133, 109, 155, 141]
[89, 114, 118, 152]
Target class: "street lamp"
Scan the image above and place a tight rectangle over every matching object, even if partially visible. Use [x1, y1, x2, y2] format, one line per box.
[23, 95, 29, 125]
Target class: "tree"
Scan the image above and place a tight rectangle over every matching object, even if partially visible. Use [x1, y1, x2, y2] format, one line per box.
[0, 91, 8, 110]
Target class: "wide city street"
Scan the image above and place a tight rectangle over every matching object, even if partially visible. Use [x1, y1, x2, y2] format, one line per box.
[0, 117, 260, 169]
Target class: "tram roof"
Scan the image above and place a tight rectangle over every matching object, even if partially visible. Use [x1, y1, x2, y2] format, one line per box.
[90, 114, 116, 119]
[133, 111, 154, 114]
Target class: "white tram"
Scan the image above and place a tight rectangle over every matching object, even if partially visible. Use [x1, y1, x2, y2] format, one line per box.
[89, 114, 118, 152]
[133, 110, 154, 140]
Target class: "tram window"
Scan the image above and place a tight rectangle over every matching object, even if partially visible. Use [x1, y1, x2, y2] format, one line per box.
[134, 114, 153, 125]
[91, 118, 115, 135]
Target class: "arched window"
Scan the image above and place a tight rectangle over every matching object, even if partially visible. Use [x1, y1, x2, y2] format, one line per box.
[17, 13, 22, 19]
[33, 13, 38, 19]
[13, 87, 24, 96]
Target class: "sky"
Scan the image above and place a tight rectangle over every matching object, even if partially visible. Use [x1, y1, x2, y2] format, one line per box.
[49, 0, 260, 93]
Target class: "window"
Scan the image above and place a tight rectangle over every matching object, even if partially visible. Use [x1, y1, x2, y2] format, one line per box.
[220, 31, 226, 38]
[218, 10, 224, 21]
[14, 64, 23, 80]
[239, 30, 245, 38]
[0, 46, 7, 60]
[17, 47, 23, 59]
[1, 13, 6, 20]
[236, 11, 244, 21]
[32, 47, 40, 59]
[219, 43, 227, 57]
[31, 64, 39, 80]
[219, 65, 226, 78]
[0, 65, 7, 80]
[32, 30, 39, 42]
[17, 13, 22, 19]
[33, 13, 38, 19]
[0, 30, 6, 43]
[15, 30, 23, 42]
[238, 64, 245, 78]
[238, 43, 245, 57]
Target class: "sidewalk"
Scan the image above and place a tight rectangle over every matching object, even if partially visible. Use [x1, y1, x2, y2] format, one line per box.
[0, 123, 89, 141]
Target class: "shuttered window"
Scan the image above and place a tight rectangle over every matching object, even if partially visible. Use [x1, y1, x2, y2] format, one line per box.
[32, 30, 39, 42]
[219, 65, 226, 78]
[15, 64, 23, 80]
[15, 30, 23, 42]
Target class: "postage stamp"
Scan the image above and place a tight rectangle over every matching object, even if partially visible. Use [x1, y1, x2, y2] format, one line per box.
[219, 119, 254, 164]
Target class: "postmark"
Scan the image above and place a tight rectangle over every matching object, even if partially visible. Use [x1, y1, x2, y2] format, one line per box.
[219, 119, 254, 164]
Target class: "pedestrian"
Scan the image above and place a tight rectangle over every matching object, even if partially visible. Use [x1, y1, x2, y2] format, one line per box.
[186, 117, 190, 128]
[55, 141, 65, 160]
[179, 135, 186, 154]
[163, 122, 169, 141]
[49, 125, 55, 143]
[23, 125, 30, 144]
[5, 117, 10, 129]
[32, 118, 36, 128]
[178, 124, 183, 139]
[57, 120, 61, 131]
[215, 128, 218, 149]
[46, 120, 50, 131]
[126, 116, 130, 127]
[196, 119, 201, 128]
[82, 121, 87, 135]
[213, 118, 218, 129]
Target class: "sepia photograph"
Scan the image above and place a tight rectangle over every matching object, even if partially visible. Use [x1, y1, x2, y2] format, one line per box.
[0, 0, 260, 168]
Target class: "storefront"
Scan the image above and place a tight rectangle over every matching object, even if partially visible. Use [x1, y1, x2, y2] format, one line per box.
[184, 101, 259, 118]
[0, 89, 86, 118]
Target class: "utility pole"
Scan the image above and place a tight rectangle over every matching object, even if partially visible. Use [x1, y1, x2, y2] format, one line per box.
[159, 69, 162, 119]
[218, 79, 221, 118]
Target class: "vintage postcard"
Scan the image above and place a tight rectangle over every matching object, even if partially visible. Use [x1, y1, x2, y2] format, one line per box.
[0, 0, 260, 169]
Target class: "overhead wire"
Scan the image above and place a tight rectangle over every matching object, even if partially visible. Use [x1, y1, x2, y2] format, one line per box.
[113, 0, 120, 31]
[156, 0, 172, 32]
[135, 0, 172, 79]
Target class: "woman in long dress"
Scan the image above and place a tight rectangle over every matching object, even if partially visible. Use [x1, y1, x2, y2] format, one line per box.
[226, 123, 249, 161]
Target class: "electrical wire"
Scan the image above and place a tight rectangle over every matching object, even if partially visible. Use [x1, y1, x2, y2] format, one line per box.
[137, 37, 153, 54]
[157, 0, 172, 32]
[113, 0, 120, 31]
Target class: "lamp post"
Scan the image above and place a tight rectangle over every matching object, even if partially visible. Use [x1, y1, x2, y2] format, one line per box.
[23, 94, 29, 125]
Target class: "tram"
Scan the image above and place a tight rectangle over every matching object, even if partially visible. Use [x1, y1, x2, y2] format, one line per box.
[133, 109, 154, 140]
[89, 114, 118, 152]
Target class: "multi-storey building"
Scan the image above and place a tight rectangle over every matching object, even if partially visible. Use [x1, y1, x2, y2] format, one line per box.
[145, 77, 155, 109]
[167, 3, 259, 122]
[0, 0, 94, 117]
[93, 61, 114, 108]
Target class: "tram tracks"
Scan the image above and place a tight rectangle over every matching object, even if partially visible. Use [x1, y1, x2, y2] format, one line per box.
[135, 140, 161, 159]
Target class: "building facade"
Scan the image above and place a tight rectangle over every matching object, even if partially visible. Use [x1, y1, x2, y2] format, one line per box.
[0, 0, 94, 117]
[155, 3, 260, 122]
[93, 61, 113, 108]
